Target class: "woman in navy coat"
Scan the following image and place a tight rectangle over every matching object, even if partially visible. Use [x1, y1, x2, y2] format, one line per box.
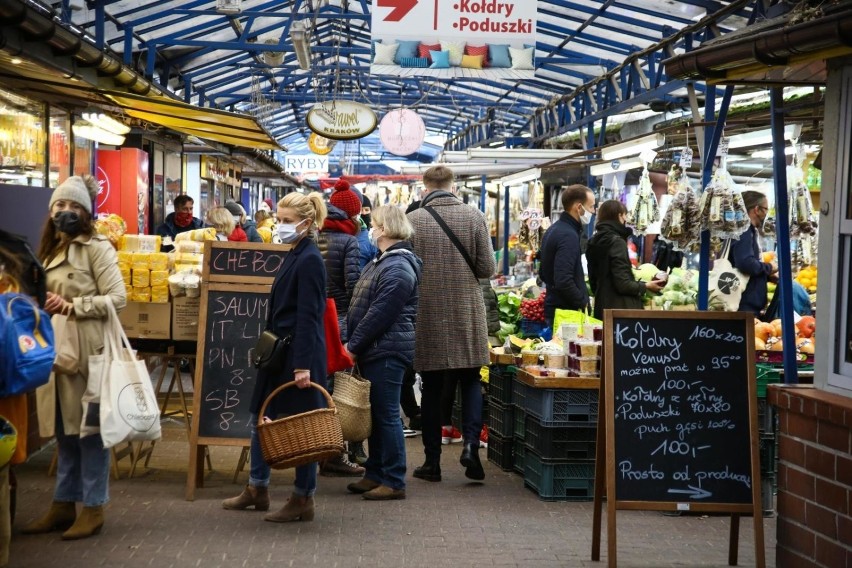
[223, 191, 328, 523]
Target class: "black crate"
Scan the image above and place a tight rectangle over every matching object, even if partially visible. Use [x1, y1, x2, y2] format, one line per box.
[524, 414, 597, 460]
[513, 407, 526, 441]
[521, 387, 598, 426]
[761, 472, 776, 516]
[512, 437, 525, 474]
[488, 365, 516, 405]
[488, 401, 514, 438]
[757, 399, 776, 435]
[759, 433, 777, 475]
[487, 431, 514, 472]
[512, 377, 530, 414]
[523, 450, 595, 502]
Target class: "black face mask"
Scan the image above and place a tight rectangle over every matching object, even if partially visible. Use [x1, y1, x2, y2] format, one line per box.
[53, 210, 83, 235]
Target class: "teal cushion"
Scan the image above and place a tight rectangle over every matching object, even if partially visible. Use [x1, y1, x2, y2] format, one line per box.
[395, 40, 421, 64]
[429, 50, 450, 69]
[489, 44, 511, 68]
[400, 57, 429, 68]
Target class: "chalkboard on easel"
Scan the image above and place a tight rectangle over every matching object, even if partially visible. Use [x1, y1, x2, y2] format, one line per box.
[591, 310, 765, 568]
[206, 241, 290, 284]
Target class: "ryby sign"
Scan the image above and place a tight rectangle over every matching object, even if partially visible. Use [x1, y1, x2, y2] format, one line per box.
[284, 155, 329, 175]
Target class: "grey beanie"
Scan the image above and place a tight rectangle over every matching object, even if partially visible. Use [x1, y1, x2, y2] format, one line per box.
[49, 175, 97, 215]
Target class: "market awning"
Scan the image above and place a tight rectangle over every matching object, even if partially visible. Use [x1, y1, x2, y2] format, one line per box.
[104, 92, 280, 151]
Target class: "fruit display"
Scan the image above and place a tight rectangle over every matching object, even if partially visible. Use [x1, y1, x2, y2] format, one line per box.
[520, 291, 546, 322]
[795, 265, 818, 294]
[753, 317, 815, 356]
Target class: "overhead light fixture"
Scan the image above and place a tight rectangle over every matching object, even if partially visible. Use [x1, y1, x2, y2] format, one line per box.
[750, 144, 820, 159]
[10, 58, 22, 65]
[289, 20, 312, 70]
[600, 133, 665, 161]
[81, 109, 131, 135]
[589, 157, 644, 176]
[216, 0, 242, 14]
[72, 122, 126, 146]
[468, 148, 583, 161]
[727, 124, 802, 149]
[498, 167, 541, 186]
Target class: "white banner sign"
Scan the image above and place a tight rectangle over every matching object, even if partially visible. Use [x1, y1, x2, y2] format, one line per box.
[285, 155, 329, 174]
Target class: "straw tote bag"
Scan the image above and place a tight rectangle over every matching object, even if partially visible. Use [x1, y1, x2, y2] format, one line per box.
[332, 368, 371, 442]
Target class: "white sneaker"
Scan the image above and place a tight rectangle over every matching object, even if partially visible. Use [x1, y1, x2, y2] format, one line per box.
[403, 427, 419, 438]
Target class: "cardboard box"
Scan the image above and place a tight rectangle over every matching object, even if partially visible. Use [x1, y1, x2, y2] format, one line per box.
[118, 301, 171, 340]
[172, 296, 201, 341]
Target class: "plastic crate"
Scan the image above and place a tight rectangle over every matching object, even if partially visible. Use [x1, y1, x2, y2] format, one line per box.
[512, 377, 530, 413]
[755, 364, 782, 398]
[488, 365, 516, 405]
[487, 401, 514, 438]
[520, 318, 551, 339]
[521, 388, 599, 426]
[513, 407, 526, 441]
[761, 472, 776, 516]
[759, 433, 777, 475]
[757, 399, 776, 434]
[524, 415, 597, 460]
[523, 450, 595, 501]
[512, 437, 526, 474]
[486, 431, 514, 472]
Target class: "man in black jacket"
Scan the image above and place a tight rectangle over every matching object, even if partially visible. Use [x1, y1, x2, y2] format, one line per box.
[155, 195, 203, 251]
[539, 185, 595, 328]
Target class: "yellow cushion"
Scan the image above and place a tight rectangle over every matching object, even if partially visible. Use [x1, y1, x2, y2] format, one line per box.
[461, 54, 484, 69]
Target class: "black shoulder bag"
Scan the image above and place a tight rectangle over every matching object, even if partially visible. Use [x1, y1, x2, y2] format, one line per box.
[424, 206, 477, 275]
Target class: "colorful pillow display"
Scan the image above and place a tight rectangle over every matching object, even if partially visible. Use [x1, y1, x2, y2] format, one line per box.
[373, 42, 399, 65]
[418, 43, 441, 63]
[429, 50, 450, 69]
[400, 57, 429, 68]
[394, 40, 421, 64]
[460, 54, 484, 69]
[509, 46, 534, 70]
[440, 40, 466, 66]
[488, 44, 512, 68]
[465, 45, 489, 67]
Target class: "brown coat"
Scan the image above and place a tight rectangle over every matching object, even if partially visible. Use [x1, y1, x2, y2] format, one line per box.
[408, 193, 496, 371]
[36, 234, 126, 437]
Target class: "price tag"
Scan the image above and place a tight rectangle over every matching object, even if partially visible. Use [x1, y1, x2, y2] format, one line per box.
[717, 137, 730, 158]
[679, 147, 694, 168]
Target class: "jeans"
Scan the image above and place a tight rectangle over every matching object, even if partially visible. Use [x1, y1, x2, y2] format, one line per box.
[54, 405, 110, 507]
[249, 413, 317, 497]
[361, 358, 407, 490]
[420, 367, 483, 463]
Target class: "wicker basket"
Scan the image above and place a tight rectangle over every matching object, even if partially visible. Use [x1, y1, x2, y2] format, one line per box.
[257, 382, 344, 470]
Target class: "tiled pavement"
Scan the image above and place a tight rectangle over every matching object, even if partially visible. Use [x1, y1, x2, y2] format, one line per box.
[8, 420, 776, 568]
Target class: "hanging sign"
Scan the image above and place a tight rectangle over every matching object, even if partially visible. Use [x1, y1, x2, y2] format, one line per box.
[308, 132, 336, 155]
[379, 109, 426, 156]
[306, 101, 377, 141]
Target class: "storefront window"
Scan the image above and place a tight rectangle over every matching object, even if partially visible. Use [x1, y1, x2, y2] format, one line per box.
[49, 108, 70, 187]
[0, 87, 46, 186]
[152, 146, 165, 231]
[165, 150, 182, 217]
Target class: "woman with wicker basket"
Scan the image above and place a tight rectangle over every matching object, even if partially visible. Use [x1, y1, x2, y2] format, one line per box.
[343, 206, 422, 500]
[222, 192, 329, 523]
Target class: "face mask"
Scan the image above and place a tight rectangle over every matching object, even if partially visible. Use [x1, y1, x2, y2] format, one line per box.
[53, 210, 82, 235]
[368, 227, 381, 248]
[580, 206, 593, 225]
[277, 219, 308, 243]
[174, 211, 193, 228]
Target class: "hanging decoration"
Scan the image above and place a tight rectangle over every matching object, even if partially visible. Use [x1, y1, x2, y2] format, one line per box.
[308, 132, 336, 155]
[626, 167, 659, 236]
[379, 108, 426, 156]
[660, 164, 701, 251]
[698, 166, 750, 240]
[517, 180, 549, 251]
[787, 141, 818, 238]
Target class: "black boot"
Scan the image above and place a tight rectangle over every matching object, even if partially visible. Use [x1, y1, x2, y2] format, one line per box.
[460, 443, 485, 481]
[412, 461, 442, 482]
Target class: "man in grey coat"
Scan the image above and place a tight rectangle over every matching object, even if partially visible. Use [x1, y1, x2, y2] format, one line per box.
[407, 166, 496, 482]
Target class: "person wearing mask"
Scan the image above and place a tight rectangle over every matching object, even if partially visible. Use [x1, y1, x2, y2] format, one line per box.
[344, 206, 422, 500]
[224, 200, 262, 243]
[586, 200, 666, 320]
[349, 186, 378, 269]
[156, 195, 203, 251]
[539, 185, 595, 329]
[205, 207, 240, 241]
[407, 166, 496, 483]
[23, 175, 126, 540]
[222, 192, 329, 522]
[254, 209, 275, 243]
[730, 191, 778, 316]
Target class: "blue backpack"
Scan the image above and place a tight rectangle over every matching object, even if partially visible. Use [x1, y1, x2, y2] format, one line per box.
[0, 293, 55, 396]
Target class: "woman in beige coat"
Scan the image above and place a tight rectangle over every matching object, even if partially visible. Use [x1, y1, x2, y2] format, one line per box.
[23, 175, 126, 541]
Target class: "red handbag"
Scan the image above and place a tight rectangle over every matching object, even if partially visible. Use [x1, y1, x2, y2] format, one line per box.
[324, 298, 353, 374]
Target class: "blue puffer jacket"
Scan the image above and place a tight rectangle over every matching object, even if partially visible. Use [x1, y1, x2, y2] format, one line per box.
[318, 204, 361, 340]
[346, 242, 421, 366]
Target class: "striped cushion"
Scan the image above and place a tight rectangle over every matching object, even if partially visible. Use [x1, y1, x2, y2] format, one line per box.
[418, 43, 441, 63]
[465, 45, 489, 67]
[399, 57, 429, 68]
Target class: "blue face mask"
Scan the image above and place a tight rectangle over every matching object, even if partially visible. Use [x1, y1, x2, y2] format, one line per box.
[368, 227, 381, 248]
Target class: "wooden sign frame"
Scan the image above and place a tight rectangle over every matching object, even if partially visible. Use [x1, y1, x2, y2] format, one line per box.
[186, 241, 288, 500]
[591, 309, 765, 567]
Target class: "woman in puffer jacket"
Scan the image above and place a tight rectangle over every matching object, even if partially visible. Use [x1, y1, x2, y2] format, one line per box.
[344, 206, 422, 500]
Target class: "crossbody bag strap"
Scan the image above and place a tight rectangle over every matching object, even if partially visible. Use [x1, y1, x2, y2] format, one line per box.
[424, 206, 477, 275]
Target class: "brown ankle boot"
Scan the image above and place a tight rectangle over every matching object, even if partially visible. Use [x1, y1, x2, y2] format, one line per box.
[263, 493, 314, 523]
[20, 501, 76, 534]
[61, 506, 103, 540]
[222, 485, 270, 511]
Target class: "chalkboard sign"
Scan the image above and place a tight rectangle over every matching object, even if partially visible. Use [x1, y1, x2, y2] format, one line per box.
[591, 310, 764, 567]
[205, 241, 292, 284]
[194, 284, 269, 441]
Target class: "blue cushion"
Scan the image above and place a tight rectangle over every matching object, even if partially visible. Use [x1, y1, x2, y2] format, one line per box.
[489, 44, 511, 68]
[400, 57, 429, 68]
[429, 50, 450, 69]
[371, 40, 380, 63]
[394, 40, 421, 64]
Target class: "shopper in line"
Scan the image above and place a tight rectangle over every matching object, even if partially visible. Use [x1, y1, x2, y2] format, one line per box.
[254, 209, 275, 243]
[345, 206, 422, 500]
[407, 166, 495, 483]
[223, 192, 329, 522]
[730, 190, 778, 316]
[24, 175, 127, 540]
[155, 194, 203, 251]
[205, 206, 239, 241]
[539, 185, 595, 328]
[349, 186, 378, 269]
[586, 200, 666, 319]
[224, 200, 263, 243]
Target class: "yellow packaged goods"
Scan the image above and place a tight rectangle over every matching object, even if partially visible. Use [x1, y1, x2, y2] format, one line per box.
[175, 227, 216, 242]
[122, 234, 162, 252]
[117, 251, 133, 265]
[174, 252, 203, 265]
[173, 264, 201, 275]
[148, 252, 169, 271]
[150, 270, 169, 287]
[150, 285, 169, 303]
[132, 268, 150, 288]
[131, 252, 151, 271]
[175, 240, 204, 254]
[119, 265, 132, 285]
[131, 286, 151, 302]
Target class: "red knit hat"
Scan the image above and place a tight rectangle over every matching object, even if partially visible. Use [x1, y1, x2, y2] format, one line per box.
[329, 179, 361, 218]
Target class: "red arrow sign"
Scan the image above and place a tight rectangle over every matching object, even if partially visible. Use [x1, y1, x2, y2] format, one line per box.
[377, 0, 417, 22]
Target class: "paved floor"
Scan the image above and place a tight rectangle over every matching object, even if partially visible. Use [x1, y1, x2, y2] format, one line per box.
[8, 419, 776, 568]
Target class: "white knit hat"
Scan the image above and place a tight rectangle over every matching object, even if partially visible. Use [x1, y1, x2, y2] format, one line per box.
[49, 176, 97, 215]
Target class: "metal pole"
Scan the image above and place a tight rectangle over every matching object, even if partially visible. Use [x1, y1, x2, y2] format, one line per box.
[770, 88, 798, 385]
[503, 184, 511, 276]
[480, 174, 487, 213]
